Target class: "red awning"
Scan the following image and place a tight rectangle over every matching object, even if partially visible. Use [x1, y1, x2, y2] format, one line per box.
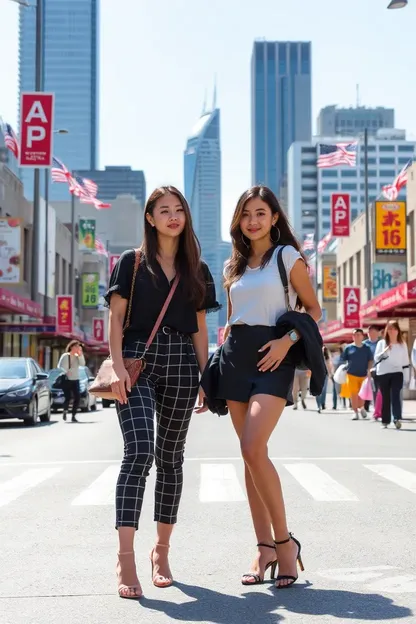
[0, 287, 42, 319]
[360, 279, 416, 320]
[320, 320, 354, 344]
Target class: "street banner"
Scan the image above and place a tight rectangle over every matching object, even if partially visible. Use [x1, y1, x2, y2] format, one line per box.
[109, 254, 121, 276]
[81, 272, 99, 308]
[92, 317, 104, 342]
[19, 92, 54, 167]
[343, 286, 360, 328]
[331, 194, 350, 237]
[56, 295, 74, 334]
[0, 217, 23, 285]
[375, 201, 406, 255]
[322, 265, 337, 301]
[78, 218, 96, 251]
[372, 262, 407, 297]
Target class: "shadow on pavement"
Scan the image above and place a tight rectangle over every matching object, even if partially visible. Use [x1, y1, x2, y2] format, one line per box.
[0, 420, 59, 429]
[139, 580, 412, 623]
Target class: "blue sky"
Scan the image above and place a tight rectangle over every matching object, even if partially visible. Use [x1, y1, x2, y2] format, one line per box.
[1, 0, 415, 239]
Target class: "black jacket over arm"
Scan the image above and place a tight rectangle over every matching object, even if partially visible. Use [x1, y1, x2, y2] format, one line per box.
[201, 311, 326, 415]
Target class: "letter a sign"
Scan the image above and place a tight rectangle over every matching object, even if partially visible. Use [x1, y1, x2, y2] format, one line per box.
[331, 193, 350, 238]
[343, 286, 360, 328]
[19, 92, 55, 167]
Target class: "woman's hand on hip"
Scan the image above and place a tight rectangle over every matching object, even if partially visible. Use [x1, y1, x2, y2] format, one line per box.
[111, 366, 131, 405]
[194, 387, 208, 414]
[258, 337, 290, 372]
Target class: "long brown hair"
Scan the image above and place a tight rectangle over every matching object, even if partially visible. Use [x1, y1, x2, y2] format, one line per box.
[384, 320, 403, 345]
[141, 186, 205, 306]
[224, 185, 306, 307]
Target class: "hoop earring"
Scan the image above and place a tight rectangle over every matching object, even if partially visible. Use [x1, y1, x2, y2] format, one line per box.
[271, 225, 281, 243]
[241, 234, 250, 249]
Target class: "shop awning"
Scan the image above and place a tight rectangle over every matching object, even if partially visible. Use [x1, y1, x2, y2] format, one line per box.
[0, 287, 42, 319]
[360, 279, 416, 321]
[319, 320, 354, 344]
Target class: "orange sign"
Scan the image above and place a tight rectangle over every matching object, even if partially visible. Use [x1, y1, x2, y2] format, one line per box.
[323, 265, 337, 301]
[375, 201, 406, 255]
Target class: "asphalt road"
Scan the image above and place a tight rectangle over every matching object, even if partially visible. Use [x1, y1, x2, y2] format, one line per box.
[1, 399, 416, 624]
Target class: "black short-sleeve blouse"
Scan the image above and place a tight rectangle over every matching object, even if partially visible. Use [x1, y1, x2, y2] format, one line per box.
[104, 249, 220, 344]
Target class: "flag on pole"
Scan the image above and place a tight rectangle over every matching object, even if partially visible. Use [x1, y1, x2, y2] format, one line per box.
[1, 120, 19, 159]
[94, 237, 108, 256]
[302, 233, 315, 251]
[51, 156, 73, 184]
[72, 175, 111, 209]
[317, 142, 358, 168]
[317, 232, 332, 253]
[382, 160, 411, 200]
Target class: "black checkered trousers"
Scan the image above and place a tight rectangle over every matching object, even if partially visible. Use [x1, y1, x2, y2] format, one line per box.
[115, 328, 199, 528]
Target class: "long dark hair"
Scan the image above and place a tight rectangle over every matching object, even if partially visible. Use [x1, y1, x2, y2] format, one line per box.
[224, 185, 306, 307]
[384, 320, 403, 345]
[141, 186, 206, 307]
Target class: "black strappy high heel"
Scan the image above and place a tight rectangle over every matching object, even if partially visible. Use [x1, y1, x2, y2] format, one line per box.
[274, 533, 304, 589]
[241, 543, 278, 585]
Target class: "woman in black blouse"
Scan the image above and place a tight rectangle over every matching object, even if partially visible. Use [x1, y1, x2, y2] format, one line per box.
[105, 186, 219, 599]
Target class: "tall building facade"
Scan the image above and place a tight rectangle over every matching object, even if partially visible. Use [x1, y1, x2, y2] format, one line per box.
[184, 107, 221, 344]
[287, 129, 415, 242]
[75, 166, 146, 205]
[251, 40, 312, 196]
[19, 0, 99, 201]
[317, 106, 395, 138]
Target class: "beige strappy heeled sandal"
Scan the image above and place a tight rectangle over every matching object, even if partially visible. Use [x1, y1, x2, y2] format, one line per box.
[150, 543, 173, 588]
[116, 551, 143, 599]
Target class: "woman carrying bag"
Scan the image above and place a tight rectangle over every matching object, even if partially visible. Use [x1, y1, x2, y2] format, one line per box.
[374, 321, 410, 429]
[105, 186, 219, 599]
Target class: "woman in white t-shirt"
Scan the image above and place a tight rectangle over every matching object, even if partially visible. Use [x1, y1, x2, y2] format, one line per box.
[219, 185, 321, 589]
[374, 320, 410, 429]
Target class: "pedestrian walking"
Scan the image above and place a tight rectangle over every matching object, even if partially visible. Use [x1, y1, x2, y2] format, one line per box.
[105, 186, 219, 599]
[292, 369, 309, 410]
[217, 186, 322, 589]
[375, 321, 410, 429]
[340, 329, 373, 420]
[316, 347, 333, 412]
[363, 325, 381, 412]
[57, 340, 85, 423]
[331, 346, 344, 409]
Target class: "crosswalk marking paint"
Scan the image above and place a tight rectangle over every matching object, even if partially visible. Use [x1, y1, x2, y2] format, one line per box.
[199, 463, 246, 502]
[365, 464, 416, 494]
[0, 467, 62, 507]
[284, 463, 359, 501]
[71, 465, 119, 506]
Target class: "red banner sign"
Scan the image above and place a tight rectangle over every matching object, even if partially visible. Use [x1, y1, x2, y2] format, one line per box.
[109, 254, 121, 276]
[343, 287, 360, 328]
[92, 317, 104, 342]
[19, 92, 54, 167]
[331, 194, 350, 237]
[56, 295, 74, 334]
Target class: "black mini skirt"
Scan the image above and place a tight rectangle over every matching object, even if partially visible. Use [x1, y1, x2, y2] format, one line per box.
[217, 325, 296, 405]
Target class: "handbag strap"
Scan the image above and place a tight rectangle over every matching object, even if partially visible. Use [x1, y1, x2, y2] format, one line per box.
[144, 274, 180, 352]
[123, 248, 142, 333]
[276, 246, 292, 312]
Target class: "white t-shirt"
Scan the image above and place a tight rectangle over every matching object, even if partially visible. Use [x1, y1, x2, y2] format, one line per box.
[375, 339, 409, 375]
[226, 245, 303, 327]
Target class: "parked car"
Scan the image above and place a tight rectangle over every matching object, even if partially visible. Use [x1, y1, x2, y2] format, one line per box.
[0, 357, 51, 426]
[48, 366, 97, 412]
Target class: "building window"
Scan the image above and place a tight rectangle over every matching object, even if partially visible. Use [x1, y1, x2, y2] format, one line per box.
[302, 197, 317, 204]
[379, 157, 395, 165]
[360, 158, 377, 165]
[301, 159, 316, 165]
[321, 170, 337, 177]
[379, 145, 395, 152]
[341, 183, 357, 191]
[322, 183, 338, 190]
[360, 183, 378, 190]
[301, 147, 316, 154]
[367, 146, 376, 152]
[322, 195, 330, 202]
[360, 169, 377, 177]
[301, 184, 317, 191]
[398, 145, 415, 152]
[302, 172, 316, 179]
[379, 169, 396, 177]
[341, 170, 357, 177]
[322, 208, 330, 216]
[399, 157, 412, 165]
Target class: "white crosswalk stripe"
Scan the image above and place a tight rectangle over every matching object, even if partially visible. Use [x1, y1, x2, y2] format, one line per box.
[364, 464, 416, 494]
[199, 463, 246, 502]
[0, 467, 62, 508]
[71, 465, 120, 506]
[283, 463, 359, 501]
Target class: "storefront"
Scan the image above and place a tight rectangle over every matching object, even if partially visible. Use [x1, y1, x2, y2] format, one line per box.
[360, 279, 416, 323]
[320, 320, 355, 344]
[0, 287, 42, 358]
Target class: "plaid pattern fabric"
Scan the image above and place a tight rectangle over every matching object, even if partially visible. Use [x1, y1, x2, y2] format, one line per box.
[115, 330, 199, 528]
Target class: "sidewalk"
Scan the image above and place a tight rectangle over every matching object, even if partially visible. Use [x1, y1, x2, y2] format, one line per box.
[305, 396, 416, 421]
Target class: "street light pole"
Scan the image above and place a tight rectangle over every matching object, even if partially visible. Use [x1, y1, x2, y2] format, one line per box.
[30, 0, 43, 303]
[364, 128, 372, 301]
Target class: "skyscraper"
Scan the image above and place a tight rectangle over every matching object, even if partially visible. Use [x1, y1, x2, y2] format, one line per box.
[317, 106, 395, 138]
[184, 105, 221, 344]
[75, 167, 146, 206]
[251, 41, 312, 196]
[19, 0, 99, 201]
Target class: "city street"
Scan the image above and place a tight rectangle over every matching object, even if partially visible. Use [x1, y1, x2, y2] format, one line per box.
[1, 401, 416, 624]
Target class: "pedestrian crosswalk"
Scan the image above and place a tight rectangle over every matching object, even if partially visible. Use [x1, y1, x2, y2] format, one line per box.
[0, 460, 415, 509]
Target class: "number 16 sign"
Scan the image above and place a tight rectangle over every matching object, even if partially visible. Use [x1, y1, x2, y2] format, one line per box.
[375, 201, 406, 255]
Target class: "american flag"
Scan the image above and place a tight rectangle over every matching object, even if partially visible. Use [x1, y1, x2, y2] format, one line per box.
[1, 121, 19, 159]
[382, 160, 411, 200]
[317, 142, 358, 168]
[72, 175, 111, 209]
[317, 231, 332, 253]
[302, 233, 315, 251]
[51, 156, 72, 184]
[95, 237, 108, 256]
